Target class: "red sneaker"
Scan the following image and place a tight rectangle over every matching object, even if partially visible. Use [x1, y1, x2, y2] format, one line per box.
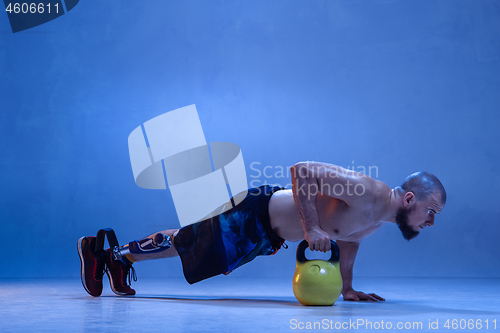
[104, 249, 137, 296]
[77, 236, 106, 297]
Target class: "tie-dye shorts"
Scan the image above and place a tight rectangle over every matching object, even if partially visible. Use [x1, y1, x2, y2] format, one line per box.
[174, 185, 286, 284]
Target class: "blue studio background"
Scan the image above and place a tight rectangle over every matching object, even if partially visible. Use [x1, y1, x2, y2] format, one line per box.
[1, 0, 499, 282]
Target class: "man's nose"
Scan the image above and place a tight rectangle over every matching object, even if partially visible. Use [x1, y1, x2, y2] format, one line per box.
[426, 216, 435, 227]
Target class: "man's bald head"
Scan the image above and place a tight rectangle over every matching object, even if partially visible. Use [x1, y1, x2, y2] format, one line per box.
[401, 171, 447, 205]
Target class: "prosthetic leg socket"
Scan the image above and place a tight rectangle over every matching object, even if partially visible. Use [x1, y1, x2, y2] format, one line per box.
[113, 233, 172, 260]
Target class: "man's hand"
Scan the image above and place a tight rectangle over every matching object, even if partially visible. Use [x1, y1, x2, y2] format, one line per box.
[342, 288, 385, 302]
[305, 228, 331, 252]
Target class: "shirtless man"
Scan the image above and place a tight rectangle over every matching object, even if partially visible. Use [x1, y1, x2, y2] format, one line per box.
[77, 161, 446, 301]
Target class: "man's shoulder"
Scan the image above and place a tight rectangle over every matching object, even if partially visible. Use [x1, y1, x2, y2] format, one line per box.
[349, 176, 390, 205]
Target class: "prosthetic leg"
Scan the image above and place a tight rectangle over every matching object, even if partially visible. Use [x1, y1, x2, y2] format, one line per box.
[112, 232, 172, 261]
[93, 228, 173, 296]
[95, 228, 172, 262]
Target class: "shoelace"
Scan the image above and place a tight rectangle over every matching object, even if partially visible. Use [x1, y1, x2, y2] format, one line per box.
[103, 261, 137, 286]
[103, 264, 136, 287]
[104, 256, 138, 287]
[124, 265, 137, 286]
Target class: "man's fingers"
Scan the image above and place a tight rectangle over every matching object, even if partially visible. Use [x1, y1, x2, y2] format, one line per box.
[306, 239, 315, 251]
[361, 293, 384, 302]
[343, 290, 385, 302]
[319, 241, 326, 252]
[364, 294, 378, 301]
[369, 293, 386, 301]
[346, 292, 384, 302]
[307, 238, 331, 252]
[324, 241, 331, 252]
[317, 238, 330, 252]
[309, 240, 321, 251]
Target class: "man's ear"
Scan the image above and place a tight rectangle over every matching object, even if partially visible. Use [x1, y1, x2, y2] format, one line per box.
[403, 192, 415, 208]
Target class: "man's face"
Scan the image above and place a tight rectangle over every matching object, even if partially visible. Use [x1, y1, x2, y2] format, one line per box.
[397, 192, 444, 241]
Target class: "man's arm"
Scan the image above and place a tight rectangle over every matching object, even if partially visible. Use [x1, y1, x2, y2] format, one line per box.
[290, 161, 371, 252]
[337, 240, 385, 302]
[290, 161, 330, 252]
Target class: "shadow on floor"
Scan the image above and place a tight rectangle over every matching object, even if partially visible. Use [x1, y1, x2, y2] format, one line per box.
[89, 294, 500, 315]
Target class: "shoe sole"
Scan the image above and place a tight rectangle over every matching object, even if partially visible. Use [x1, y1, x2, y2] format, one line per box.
[77, 237, 100, 297]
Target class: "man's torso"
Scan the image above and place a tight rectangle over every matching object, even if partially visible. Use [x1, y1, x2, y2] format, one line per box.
[268, 181, 391, 243]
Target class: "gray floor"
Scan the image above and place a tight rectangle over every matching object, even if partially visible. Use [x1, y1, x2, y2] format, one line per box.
[0, 277, 499, 332]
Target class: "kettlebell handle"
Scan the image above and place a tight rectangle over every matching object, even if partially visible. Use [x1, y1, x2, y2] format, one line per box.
[296, 240, 340, 263]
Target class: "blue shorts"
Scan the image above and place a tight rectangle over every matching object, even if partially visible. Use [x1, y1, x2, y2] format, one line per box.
[174, 185, 286, 284]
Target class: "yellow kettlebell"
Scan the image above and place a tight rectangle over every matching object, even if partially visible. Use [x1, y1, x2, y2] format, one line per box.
[292, 240, 342, 306]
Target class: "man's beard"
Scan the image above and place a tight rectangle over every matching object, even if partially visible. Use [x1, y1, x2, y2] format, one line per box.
[396, 207, 420, 241]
